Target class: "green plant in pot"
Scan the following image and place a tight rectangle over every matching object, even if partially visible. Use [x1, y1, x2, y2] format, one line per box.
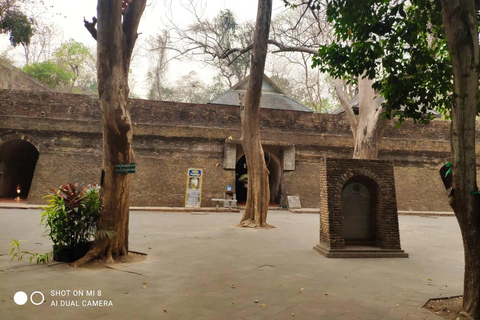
[41, 183, 100, 262]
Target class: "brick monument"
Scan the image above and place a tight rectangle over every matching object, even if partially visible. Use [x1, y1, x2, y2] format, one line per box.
[314, 158, 408, 258]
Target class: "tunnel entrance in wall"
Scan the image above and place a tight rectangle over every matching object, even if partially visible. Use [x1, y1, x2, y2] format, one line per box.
[0, 140, 39, 200]
[235, 152, 282, 205]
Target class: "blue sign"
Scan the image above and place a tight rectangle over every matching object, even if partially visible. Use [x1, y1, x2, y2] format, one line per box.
[189, 169, 202, 177]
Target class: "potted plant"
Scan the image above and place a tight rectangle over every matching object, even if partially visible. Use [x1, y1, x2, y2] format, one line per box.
[41, 183, 100, 262]
[238, 174, 248, 188]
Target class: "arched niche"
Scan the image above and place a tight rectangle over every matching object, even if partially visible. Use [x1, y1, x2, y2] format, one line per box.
[0, 139, 40, 199]
[341, 176, 378, 245]
[235, 152, 282, 204]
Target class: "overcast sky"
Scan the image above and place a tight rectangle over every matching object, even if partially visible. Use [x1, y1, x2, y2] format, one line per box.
[1, 0, 290, 97]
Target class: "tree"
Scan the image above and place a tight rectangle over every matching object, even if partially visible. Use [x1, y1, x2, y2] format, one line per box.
[0, 0, 33, 47]
[439, 1, 479, 317]
[54, 39, 96, 90]
[269, 5, 339, 113]
[21, 21, 57, 65]
[21, 60, 72, 89]
[193, 1, 387, 159]
[170, 71, 211, 103]
[273, 1, 391, 158]
[73, 0, 147, 266]
[238, 0, 273, 228]
[308, 0, 479, 317]
[167, 5, 253, 87]
[146, 30, 171, 101]
[20, 39, 96, 93]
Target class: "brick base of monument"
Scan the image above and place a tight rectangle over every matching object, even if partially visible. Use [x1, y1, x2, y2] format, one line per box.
[313, 244, 408, 258]
[315, 158, 408, 258]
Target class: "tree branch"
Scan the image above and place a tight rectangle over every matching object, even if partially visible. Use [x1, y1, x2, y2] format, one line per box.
[122, 0, 147, 68]
[84, 17, 97, 41]
[269, 39, 318, 54]
[219, 39, 319, 67]
[218, 43, 254, 59]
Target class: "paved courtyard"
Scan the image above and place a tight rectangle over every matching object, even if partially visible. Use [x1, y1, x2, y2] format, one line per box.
[0, 209, 464, 319]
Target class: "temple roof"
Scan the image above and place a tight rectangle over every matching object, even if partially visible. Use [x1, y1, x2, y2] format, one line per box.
[209, 74, 313, 113]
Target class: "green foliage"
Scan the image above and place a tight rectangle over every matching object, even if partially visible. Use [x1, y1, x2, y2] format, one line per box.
[53, 39, 96, 88]
[9, 239, 52, 264]
[19, 39, 96, 92]
[309, 0, 456, 122]
[22, 61, 73, 89]
[41, 183, 101, 251]
[0, 11, 32, 46]
[9, 183, 112, 264]
[445, 168, 452, 178]
[95, 229, 116, 241]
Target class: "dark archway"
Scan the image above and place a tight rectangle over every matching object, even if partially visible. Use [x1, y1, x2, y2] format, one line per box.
[341, 176, 378, 246]
[235, 152, 281, 204]
[0, 140, 39, 199]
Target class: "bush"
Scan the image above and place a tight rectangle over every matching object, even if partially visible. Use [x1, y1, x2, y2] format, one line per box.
[10, 183, 101, 264]
[41, 183, 100, 251]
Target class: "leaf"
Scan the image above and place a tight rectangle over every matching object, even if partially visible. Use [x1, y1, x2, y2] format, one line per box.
[445, 168, 452, 178]
[470, 190, 480, 195]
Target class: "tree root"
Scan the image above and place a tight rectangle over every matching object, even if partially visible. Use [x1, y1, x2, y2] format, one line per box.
[237, 219, 275, 229]
[70, 242, 127, 267]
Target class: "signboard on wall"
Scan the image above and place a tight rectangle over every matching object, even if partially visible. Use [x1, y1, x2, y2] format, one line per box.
[185, 168, 203, 208]
[223, 143, 236, 169]
[284, 146, 295, 171]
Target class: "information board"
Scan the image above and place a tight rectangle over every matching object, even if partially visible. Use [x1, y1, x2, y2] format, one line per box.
[287, 195, 301, 209]
[115, 163, 135, 174]
[185, 168, 203, 208]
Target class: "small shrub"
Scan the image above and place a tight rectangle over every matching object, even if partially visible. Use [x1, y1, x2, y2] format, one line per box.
[10, 183, 101, 264]
[41, 183, 101, 251]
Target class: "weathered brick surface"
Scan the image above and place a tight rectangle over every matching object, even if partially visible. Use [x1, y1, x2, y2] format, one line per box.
[0, 58, 53, 92]
[318, 158, 402, 250]
[0, 90, 474, 209]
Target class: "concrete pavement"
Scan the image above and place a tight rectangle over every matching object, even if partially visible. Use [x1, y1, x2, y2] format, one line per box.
[0, 209, 464, 319]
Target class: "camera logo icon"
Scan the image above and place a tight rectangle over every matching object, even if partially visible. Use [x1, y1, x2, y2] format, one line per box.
[14, 291, 44, 306]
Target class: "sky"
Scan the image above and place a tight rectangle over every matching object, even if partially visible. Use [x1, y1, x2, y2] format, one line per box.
[1, 0, 290, 98]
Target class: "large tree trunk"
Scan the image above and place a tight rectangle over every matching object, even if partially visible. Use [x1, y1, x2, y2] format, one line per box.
[335, 77, 389, 159]
[73, 0, 146, 266]
[238, 0, 273, 228]
[440, 1, 480, 318]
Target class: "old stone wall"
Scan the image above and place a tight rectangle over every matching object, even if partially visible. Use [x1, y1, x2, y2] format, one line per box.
[0, 58, 53, 92]
[0, 90, 474, 210]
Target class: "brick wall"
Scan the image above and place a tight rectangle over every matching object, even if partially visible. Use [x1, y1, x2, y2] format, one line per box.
[0, 90, 472, 210]
[318, 158, 402, 250]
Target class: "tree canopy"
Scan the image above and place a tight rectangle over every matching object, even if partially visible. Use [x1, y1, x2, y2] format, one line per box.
[307, 0, 453, 122]
[21, 39, 96, 93]
[0, 0, 34, 46]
